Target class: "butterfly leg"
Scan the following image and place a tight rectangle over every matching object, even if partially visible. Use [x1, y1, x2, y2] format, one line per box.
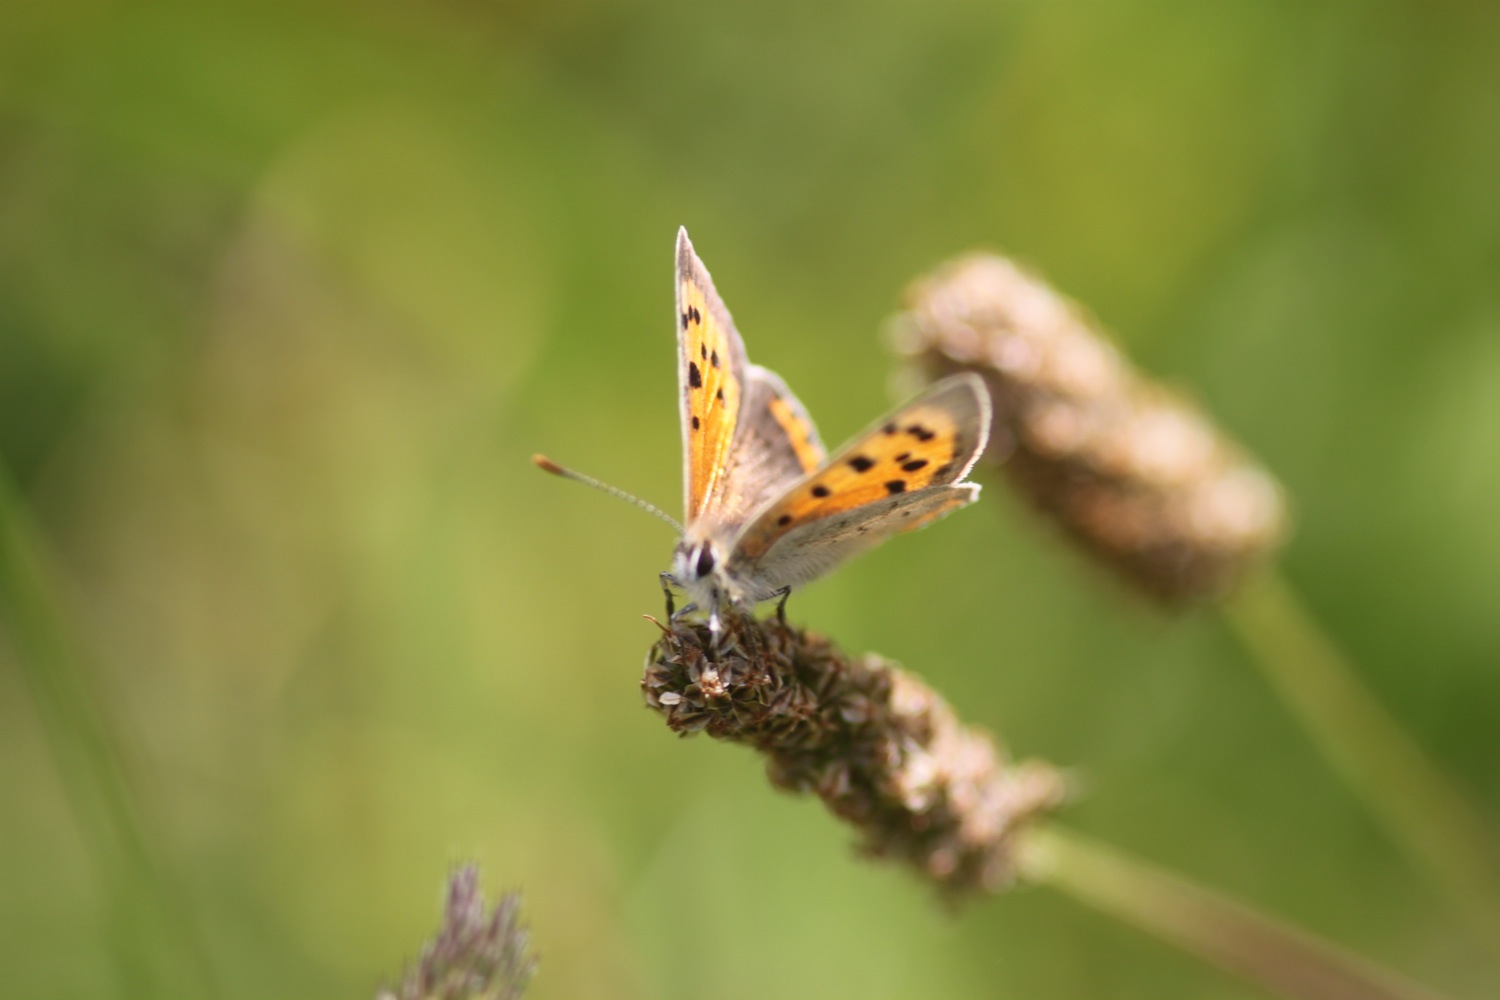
[771, 586, 792, 624]
[659, 571, 680, 618]
[664, 576, 699, 623]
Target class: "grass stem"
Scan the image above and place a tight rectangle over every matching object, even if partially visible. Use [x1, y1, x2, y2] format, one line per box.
[1024, 824, 1452, 1000]
[0, 466, 218, 998]
[1221, 571, 1500, 957]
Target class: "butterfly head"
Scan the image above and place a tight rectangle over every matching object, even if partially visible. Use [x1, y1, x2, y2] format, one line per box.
[671, 537, 728, 610]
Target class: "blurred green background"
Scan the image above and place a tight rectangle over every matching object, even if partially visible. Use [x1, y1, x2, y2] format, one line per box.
[3, 1, 1499, 997]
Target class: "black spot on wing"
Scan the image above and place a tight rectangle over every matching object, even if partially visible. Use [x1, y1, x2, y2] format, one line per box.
[906, 424, 936, 442]
[688, 362, 702, 388]
[710, 349, 720, 368]
[848, 455, 875, 473]
[777, 514, 792, 526]
[692, 415, 700, 430]
[885, 480, 907, 494]
[715, 388, 724, 403]
[811, 485, 830, 498]
[882, 423, 898, 435]
[901, 458, 929, 473]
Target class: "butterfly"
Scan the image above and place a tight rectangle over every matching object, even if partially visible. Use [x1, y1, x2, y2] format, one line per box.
[538, 227, 991, 627]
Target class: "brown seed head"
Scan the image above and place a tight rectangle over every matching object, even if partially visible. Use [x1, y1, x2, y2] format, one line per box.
[893, 254, 1286, 604]
[642, 609, 1066, 897]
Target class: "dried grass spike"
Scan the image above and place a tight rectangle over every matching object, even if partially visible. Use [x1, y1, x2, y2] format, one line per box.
[894, 254, 1286, 604]
[642, 610, 1066, 897]
[378, 866, 537, 1000]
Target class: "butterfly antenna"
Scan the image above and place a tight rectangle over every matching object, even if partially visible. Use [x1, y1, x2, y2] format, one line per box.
[532, 455, 684, 533]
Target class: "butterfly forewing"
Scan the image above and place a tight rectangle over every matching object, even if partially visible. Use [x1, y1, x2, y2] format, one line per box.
[729, 373, 990, 564]
[677, 228, 750, 526]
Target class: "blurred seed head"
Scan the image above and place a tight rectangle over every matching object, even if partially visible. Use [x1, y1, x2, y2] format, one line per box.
[643, 612, 1066, 897]
[893, 254, 1286, 604]
[378, 866, 536, 1000]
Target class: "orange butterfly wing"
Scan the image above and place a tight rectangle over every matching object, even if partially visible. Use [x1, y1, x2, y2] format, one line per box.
[677, 228, 749, 526]
[762, 375, 823, 476]
[730, 374, 991, 564]
[699, 365, 827, 532]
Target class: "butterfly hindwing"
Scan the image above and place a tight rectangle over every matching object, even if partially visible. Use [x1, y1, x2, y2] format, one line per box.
[677, 228, 749, 527]
[707, 365, 826, 532]
[729, 483, 979, 599]
[728, 373, 991, 567]
[751, 366, 824, 478]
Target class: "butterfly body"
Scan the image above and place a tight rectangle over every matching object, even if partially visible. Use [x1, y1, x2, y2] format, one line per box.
[667, 228, 991, 621]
